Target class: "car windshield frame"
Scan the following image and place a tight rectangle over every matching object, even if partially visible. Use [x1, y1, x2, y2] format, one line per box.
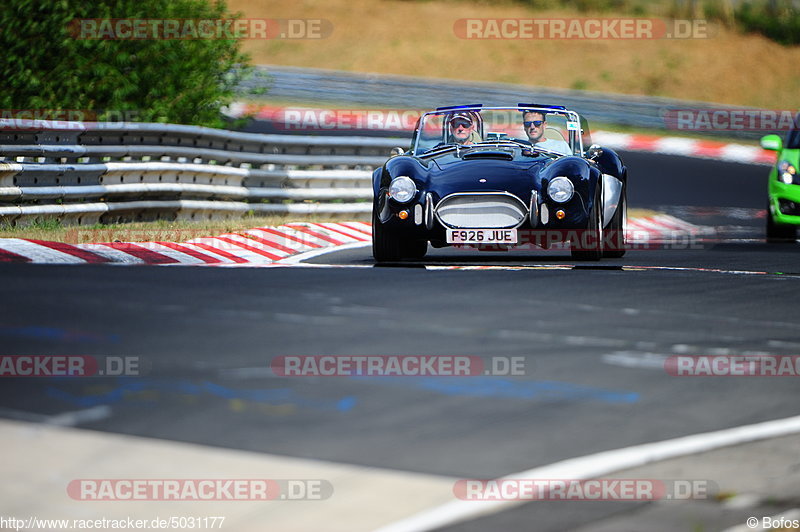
[411, 106, 586, 157]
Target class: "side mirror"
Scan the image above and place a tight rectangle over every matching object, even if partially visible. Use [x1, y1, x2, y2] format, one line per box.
[761, 134, 782, 151]
[586, 144, 603, 160]
[389, 147, 405, 157]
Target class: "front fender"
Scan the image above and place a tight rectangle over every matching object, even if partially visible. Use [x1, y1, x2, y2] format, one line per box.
[594, 148, 626, 227]
[372, 156, 430, 197]
[540, 156, 598, 217]
[373, 156, 432, 226]
[594, 147, 626, 181]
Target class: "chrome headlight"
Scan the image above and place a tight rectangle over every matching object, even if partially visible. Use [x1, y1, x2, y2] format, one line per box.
[547, 176, 574, 203]
[778, 161, 797, 185]
[388, 176, 417, 203]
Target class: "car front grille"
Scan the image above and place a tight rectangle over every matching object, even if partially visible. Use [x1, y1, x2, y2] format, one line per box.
[435, 193, 528, 229]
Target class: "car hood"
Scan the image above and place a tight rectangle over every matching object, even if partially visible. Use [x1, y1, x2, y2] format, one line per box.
[424, 152, 549, 200]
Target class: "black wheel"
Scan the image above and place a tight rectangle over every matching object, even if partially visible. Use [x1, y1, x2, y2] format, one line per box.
[602, 184, 626, 258]
[372, 204, 428, 262]
[766, 200, 797, 243]
[571, 181, 603, 261]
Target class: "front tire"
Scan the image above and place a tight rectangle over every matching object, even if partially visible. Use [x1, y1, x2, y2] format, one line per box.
[766, 200, 797, 243]
[571, 181, 603, 261]
[372, 205, 428, 262]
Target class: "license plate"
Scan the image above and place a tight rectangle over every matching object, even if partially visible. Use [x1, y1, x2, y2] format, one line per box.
[446, 228, 518, 244]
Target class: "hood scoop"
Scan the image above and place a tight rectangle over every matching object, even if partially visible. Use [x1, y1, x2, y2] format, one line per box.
[462, 149, 514, 161]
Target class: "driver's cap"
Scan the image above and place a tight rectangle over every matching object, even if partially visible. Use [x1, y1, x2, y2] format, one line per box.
[449, 112, 474, 124]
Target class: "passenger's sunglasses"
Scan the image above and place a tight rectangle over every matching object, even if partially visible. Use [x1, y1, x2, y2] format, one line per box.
[451, 120, 472, 129]
[524, 120, 545, 128]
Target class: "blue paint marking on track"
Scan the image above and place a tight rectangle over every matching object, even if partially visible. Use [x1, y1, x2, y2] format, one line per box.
[45, 378, 356, 412]
[352, 376, 639, 404]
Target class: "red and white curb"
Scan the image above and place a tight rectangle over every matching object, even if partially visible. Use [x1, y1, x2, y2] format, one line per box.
[231, 104, 776, 166]
[592, 131, 775, 166]
[0, 222, 372, 265]
[0, 216, 712, 265]
[626, 213, 715, 240]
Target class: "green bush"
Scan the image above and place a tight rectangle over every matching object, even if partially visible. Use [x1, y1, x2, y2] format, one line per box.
[735, 1, 800, 45]
[513, 0, 800, 45]
[0, 0, 251, 127]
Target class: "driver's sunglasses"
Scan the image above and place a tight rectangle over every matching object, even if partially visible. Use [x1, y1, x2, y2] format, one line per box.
[524, 120, 545, 128]
[451, 120, 472, 129]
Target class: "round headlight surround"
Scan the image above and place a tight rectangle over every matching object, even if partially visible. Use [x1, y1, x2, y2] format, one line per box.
[547, 176, 575, 203]
[388, 176, 417, 203]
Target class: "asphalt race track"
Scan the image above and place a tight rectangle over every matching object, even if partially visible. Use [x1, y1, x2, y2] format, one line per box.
[2, 151, 799, 531]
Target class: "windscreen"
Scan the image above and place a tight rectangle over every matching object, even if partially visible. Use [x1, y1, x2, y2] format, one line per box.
[412, 107, 583, 156]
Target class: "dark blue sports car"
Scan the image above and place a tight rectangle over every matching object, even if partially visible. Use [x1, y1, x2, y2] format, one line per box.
[372, 104, 628, 261]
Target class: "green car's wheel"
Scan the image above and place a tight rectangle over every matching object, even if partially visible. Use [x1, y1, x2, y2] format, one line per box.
[766, 200, 797, 243]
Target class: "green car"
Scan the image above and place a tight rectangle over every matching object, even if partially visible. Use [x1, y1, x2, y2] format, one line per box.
[761, 126, 800, 242]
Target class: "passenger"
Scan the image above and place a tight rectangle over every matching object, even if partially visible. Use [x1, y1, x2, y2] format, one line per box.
[521, 110, 571, 154]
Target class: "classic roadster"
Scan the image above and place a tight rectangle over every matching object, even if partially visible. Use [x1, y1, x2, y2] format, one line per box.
[371, 104, 628, 261]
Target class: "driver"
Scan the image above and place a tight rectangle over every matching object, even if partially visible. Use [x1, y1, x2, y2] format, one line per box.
[448, 112, 482, 145]
[521, 110, 571, 154]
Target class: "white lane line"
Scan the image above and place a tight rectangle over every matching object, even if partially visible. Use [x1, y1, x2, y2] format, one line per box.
[46, 405, 112, 426]
[602, 351, 669, 369]
[768, 340, 800, 349]
[278, 241, 371, 264]
[0, 405, 112, 427]
[374, 414, 800, 532]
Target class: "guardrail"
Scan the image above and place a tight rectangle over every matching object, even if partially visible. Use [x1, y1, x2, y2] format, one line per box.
[238, 65, 767, 140]
[0, 120, 404, 225]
